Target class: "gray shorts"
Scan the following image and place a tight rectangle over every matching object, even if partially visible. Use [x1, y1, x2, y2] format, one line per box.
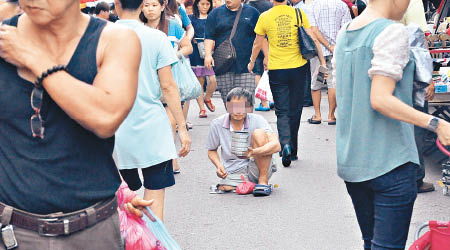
[310, 56, 335, 91]
[218, 158, 277, 187]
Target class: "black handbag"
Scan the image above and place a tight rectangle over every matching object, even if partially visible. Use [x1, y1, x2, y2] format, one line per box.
[212, 6, 242, 75]
[295, 8, 318, 60]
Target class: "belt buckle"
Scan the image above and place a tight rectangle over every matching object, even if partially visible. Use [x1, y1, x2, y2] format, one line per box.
[37, 218, 61, 237]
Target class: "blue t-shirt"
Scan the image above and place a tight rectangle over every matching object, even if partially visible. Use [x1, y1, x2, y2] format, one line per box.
[189, 15, 208, 66]
[178, 6, 191, 28]
[168, 19, 186, 50]
[189, 15, 207, 39]
[114, 20, 178, 168]
[205, 4, 260, 74]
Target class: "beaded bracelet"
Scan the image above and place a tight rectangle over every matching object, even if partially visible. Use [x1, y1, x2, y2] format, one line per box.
[34, 65, 67, 87]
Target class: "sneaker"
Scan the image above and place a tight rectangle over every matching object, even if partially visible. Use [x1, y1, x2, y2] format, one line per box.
[418, 182, 435, 193]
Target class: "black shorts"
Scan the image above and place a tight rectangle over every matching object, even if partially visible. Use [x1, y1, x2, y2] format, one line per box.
[119, 160, 175, 191]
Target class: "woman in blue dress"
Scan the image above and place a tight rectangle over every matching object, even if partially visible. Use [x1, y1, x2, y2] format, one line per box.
[189, 0, 217, 118]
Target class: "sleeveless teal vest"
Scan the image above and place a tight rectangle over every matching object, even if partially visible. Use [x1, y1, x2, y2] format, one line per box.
[335, 19, 419, 182]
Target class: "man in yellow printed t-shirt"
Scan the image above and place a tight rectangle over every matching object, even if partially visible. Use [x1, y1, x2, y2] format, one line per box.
[248, 0, 325, 167]
[254, 5, 309, 70]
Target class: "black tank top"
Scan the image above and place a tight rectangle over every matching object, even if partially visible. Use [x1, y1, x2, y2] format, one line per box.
[0, 16, 121, 214]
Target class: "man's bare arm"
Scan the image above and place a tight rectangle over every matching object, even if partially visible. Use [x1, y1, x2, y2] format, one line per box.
[208, 149, 227, 178]
[311, 26, 333, 53]
[204, 39, 215, 70]
[305, 27, 326, 66]
[31, 26, 140, 138]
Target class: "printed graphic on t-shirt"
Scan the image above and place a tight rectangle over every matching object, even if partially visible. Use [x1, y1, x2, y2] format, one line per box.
[275, 15, 293, 48]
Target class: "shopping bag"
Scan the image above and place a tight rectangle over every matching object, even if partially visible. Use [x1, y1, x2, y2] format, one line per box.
[172, 55, 202, 101]
[409, 221, 450, 250]
[236, 175, 256, 195]
[255, 71, 273, 102]
[117, 182, 167, 250]
[142, 207, 182, 250]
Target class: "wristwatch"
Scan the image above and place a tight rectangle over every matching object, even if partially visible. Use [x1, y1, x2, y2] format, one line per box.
[426, 117, 439, 132]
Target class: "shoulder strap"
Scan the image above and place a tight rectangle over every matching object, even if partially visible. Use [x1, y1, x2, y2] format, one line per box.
[229, 5, 243, 41]
[295, 8, 303, 27]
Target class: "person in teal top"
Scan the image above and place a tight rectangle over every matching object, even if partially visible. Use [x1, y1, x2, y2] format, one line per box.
[333, 0, 450, 249]
[141, 0, 194, 175]
[114, 0, 191, 221]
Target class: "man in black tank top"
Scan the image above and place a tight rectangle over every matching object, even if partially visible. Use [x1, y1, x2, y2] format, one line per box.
[0, 0, 150, 248]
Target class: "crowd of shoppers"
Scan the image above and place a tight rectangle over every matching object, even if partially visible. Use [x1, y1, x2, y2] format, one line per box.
[0, 0, 448, 249]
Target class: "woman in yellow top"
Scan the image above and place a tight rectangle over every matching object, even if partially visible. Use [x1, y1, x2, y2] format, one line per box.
[248, 0, 325, 167]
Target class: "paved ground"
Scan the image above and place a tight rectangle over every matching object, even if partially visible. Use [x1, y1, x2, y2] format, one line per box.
[141, 92, 450, 250]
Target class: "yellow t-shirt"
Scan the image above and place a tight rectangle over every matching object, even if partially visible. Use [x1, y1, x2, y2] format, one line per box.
[254, 5, 311, 70]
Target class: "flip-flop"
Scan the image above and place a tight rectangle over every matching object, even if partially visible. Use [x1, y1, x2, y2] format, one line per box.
[307, 116, 321, 124]
[204, 99, 215, 112]
[173, 169, 181, 174]
[255, 103, 270, 112]
[253, 184, 272, 197]
[328, 120, 336, 125]
[199, 110, 207, 118]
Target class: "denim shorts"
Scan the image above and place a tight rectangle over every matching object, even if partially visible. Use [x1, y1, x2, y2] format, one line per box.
[119, 160, 175, 191]
[345, 162, 418, 250]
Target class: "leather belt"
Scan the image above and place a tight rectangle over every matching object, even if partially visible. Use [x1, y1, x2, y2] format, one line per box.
[0, 196, 117, 237]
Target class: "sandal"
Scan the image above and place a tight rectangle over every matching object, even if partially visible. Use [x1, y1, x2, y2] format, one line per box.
[255, 103, 270, 112]
[307, 116, 321, 124]
[253, 184, 272, 197]
[199, 110, 207, 118]
[204, 99, 215, 112]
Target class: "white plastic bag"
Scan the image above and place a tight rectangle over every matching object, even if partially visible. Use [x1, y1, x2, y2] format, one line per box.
[255, 71, 273, 102]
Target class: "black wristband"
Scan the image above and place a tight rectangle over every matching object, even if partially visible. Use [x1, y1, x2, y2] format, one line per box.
[34, 65, 67, 87]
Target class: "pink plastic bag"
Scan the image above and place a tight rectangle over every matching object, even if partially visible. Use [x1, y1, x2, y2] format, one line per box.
[117, 182, 167, 250]
[236, 175, 256, 195]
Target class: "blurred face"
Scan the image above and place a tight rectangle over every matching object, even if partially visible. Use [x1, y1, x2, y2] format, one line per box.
[142, 0, 164, 22]
[197, 0, 210, 15]
[225, 0, 240, 10]
[19, 0, 77, 25]
[226, 97, 252, 121]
